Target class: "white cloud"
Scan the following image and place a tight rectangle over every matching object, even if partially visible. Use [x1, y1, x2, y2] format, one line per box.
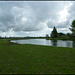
[0, 1, 74, 37]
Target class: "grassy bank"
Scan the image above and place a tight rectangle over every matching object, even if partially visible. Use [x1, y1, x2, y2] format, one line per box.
[46, 37, 75, 41]
[0, 39, 75, 74]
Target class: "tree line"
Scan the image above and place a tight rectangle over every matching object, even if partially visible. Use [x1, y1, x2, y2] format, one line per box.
[46, 20, 75, 39]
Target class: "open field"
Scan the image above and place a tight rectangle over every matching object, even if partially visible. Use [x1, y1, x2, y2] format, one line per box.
[0, 39, 75, 74]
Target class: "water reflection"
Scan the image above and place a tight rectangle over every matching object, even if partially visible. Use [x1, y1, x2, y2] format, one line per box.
[11, 39, 75, 48]
[73, 41, 75, 48]
[51, 40, 57, 47]
[66, 41, 73, 48]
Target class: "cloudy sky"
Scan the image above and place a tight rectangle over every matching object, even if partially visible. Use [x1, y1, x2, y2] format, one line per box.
[0, 1, 75, 37]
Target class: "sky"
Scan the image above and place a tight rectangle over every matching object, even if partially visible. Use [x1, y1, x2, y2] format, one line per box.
[0, 1, 75, 37]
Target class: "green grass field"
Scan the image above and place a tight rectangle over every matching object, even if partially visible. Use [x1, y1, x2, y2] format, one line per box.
[0, 39, 75, 74]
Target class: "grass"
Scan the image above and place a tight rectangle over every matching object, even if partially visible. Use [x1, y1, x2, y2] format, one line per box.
[0, 39, 75, 74]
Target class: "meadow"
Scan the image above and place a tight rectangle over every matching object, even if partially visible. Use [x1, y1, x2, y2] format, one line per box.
[0, 39, 75, 74]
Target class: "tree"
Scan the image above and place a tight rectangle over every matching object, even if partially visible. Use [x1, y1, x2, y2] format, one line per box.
[69, 20, 75, 37]
[46, 34, 49, 38]
[66, 33, 72, 38]
[57, 32, 65, 38]
[51, 27, 57, 38]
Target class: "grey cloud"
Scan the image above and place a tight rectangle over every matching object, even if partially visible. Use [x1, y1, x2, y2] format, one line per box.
[47, 19, 71, 28]
[0, 1, 73, 32]
[68, 2, 75, 24]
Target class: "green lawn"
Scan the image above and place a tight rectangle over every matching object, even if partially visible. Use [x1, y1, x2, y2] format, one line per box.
[0, 39, 75, 74]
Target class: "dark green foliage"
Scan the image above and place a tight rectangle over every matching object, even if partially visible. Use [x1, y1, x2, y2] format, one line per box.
[69, 20, 75, 37]
[57, 33, 65, 38]
[66, 33, 72, 38]
[51, 27, 57, 38]
[46, 34, 49, 39]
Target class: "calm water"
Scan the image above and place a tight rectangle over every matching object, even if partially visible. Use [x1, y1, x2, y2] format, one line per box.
[11, 39, 75, 48]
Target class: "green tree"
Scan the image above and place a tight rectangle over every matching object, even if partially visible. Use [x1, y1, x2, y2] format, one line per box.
[57, 32, 65, 38]
[51, 27, 57, 38]
[66, 33, 72, 38]
[69, 20, 75, 37]
[46, 34, 49, 38]
[46, 34, 49, 39]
